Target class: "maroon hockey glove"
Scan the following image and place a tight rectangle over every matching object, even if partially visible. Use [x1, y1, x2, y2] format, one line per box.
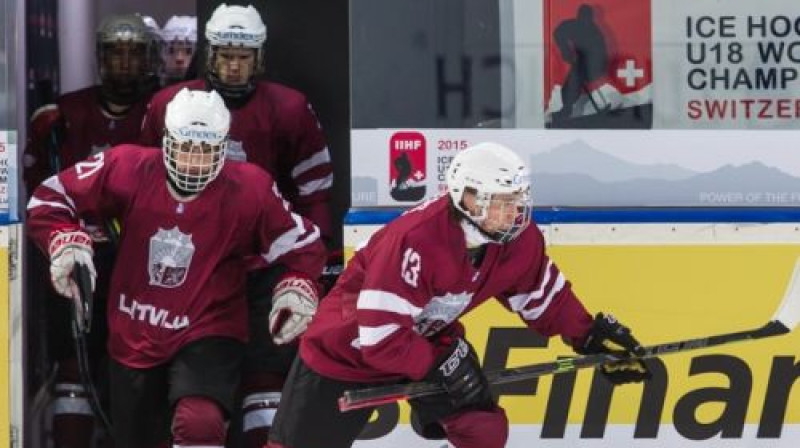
[576, 312, 652, 385]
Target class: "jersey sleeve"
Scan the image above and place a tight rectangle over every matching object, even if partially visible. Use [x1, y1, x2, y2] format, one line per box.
[26, 148, 125, 255]
[254, 178, 327, 282]
[139, 93, 168, 147]
[23, 104, 63, 195]
[352, 233, 438, 380]
[278, 98, 334, 240]
[497, 229, 593, 344]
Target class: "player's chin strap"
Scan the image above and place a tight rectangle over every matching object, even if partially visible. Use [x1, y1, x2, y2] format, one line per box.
[71, 263, 114, 433]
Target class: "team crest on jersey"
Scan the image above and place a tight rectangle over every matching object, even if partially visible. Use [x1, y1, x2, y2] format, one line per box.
[226, 139, 247, 161]
[148, 227, 195, 288]
[414, 291, 473, 336]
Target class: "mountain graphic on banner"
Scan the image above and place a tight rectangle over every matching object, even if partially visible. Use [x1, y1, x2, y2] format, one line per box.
[532, 140, 694, 182]
[532, 158, 800, 206]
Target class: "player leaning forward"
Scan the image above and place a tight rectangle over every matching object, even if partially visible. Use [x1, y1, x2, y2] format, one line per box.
[26, 88, 327, 448]
[267, 142, 652, 448]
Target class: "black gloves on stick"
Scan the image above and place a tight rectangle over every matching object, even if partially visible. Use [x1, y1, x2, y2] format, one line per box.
[577, 312, 652, 385]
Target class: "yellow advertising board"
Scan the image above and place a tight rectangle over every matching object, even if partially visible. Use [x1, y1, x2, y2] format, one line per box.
[466, 245, 800, 426]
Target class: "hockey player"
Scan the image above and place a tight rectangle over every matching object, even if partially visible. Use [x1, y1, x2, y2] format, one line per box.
[25, 13, 157, 192]
[140, 4, 332, 238]
[139, 5, 334, 446]
[160, 15, 197, 85]
[23, 13, 157, 448]
[27, 88, 327, 448]
[266, 142, 652, 448]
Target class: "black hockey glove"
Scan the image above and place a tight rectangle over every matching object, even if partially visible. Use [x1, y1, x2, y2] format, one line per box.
[576, 312, 652, 385]
[425, 337, 492, 410]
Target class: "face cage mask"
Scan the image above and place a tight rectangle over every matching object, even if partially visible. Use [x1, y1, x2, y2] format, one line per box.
[163, 134, 227, 193]
[470, 189, 533, 243]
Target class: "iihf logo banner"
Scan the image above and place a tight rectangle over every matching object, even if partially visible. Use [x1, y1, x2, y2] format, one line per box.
[389, 132, 427, 202]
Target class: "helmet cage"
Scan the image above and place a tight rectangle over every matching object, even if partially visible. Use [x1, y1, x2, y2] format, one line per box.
[163, 132, 228, 193]
[162, 88, 230, 193]
[462, 186, 532, 243]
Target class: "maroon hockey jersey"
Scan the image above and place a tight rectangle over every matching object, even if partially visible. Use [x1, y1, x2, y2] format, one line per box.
[24, 86, 150, 193]
[27, 145, 327, 368]
[140, 80, 333, 239]
[300, 196, 594, 382]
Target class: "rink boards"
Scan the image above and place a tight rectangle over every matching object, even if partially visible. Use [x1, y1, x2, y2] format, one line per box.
[345, 211, 800, 447]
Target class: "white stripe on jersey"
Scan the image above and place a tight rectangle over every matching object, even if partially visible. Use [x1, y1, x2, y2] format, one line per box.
[298, 173, 333, 196]
[26, 197, 76, 217]
[358, 323, 401, 346]
[508, 260, 555, 311]
[272, 182, 292, 211]
[262, 213, 321, 264]
[357, 289, 424, 317]
[32, 176, 78, 213]
[518, 273, 566, 321]
[291, 146, 331, 179]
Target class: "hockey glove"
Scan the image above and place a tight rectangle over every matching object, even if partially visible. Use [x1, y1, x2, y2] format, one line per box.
[48, 230, 96, 301]
[269, 275, 319, 345]
[576, 312, 652, 385]
[424, 337, 492, 410]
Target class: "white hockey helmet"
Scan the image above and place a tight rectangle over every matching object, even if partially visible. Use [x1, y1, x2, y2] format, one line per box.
[204, 4, 267, 99]
[163, 88, 231, 193]
[140, 15, 160, 36]
[96, 14, 158, 104]
[161, 16, 198, 82]
[446, 142, 532, 243]
[162, 15, 197, 43]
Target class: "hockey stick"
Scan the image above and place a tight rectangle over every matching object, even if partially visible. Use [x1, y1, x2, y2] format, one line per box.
[339, 259, 800, 412]
[71, 263, 113, 432]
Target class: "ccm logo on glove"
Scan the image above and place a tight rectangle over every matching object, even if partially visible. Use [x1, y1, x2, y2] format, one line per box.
[438, 338, 470, 377]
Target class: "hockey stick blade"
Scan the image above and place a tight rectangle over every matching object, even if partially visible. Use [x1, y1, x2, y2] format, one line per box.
[339, 259, 800, 412]
[770, 257, 800, 332]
